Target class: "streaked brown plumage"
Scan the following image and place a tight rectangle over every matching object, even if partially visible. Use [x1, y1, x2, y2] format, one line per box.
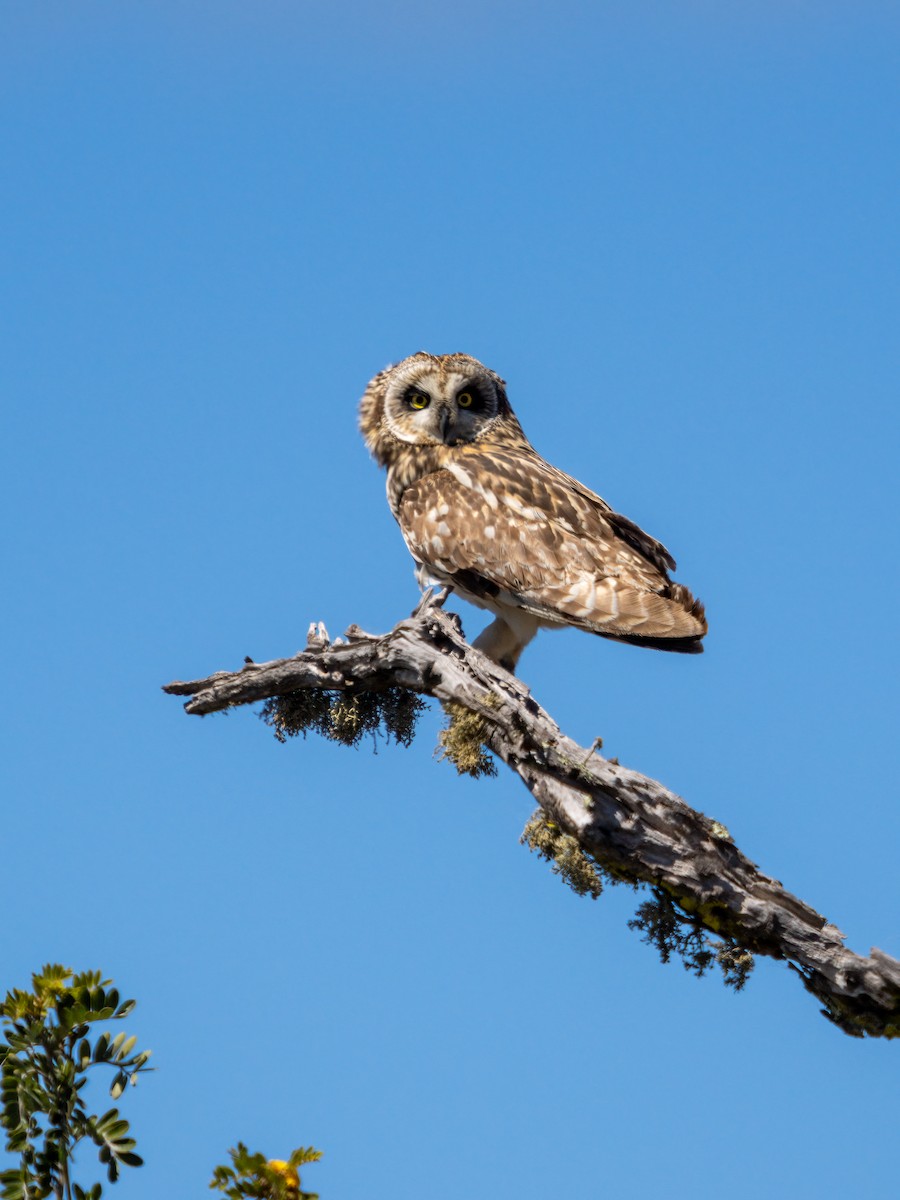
[359, 351, 707, 670]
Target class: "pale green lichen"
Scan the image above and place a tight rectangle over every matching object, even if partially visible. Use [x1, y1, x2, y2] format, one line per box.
[519, 810, 607, 899]
[521, 811, 755, 992]
[436, 699, 498, 778]
[556, 753, 605, 788]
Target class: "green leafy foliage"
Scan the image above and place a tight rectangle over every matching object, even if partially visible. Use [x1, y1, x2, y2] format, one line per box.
[0, 966, 151, 1200]
[209, 1143, 322, 1200]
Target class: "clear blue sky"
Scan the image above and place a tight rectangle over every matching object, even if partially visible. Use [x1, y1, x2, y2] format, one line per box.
[4, 3, 899, 1197]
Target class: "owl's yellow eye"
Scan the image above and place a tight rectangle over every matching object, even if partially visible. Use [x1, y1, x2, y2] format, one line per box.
[408, 392, 430, 410]
[458, 392, 474, 408]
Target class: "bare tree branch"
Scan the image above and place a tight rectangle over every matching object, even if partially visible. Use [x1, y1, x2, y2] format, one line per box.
[163, 593, 900, 1039]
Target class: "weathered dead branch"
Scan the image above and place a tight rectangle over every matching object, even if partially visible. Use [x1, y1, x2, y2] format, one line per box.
[163, 592, 900, 1038]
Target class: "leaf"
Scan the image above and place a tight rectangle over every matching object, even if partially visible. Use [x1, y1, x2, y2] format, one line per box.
[59, 1004, 89, 1030]
[32, 965, 73, 995]
[290, 1147, 324, 1166]
[116, 1151, 142, 1168]
[115, 1036, 136, 1061]
[71, 971, 103, 991]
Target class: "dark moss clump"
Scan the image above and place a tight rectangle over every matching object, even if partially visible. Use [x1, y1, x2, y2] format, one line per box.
[522, 810, 754, 993]
[628, 887, 755, 991]
[261, 687, 426, 750]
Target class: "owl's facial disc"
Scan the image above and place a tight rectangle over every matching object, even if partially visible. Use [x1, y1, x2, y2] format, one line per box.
[380, 360, 500, 448]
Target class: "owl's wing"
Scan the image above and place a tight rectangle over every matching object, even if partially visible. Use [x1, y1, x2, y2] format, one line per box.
[398, 461, 706, 647]
[486, 446, 678, 574]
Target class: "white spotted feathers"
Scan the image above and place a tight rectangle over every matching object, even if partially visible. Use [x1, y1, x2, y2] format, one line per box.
[359, 351, 707, 671]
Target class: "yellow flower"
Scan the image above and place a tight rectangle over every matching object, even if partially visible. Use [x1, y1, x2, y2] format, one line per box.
[268, 1160, 300, 1194]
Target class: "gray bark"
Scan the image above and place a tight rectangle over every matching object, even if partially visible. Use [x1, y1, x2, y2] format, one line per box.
[163, 592, 900, 1039]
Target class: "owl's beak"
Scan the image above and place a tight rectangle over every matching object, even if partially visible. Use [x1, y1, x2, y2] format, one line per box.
[438, 406, 454, 443]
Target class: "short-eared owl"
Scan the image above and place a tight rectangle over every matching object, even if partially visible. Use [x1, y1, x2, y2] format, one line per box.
[359, 352, 707, 671]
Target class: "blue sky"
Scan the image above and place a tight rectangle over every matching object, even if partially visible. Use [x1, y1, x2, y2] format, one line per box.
[4, 3, 899, 1197]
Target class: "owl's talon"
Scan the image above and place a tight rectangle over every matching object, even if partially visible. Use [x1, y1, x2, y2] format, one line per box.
[411, 586, 451, 618]
[411, 589, 434, 617]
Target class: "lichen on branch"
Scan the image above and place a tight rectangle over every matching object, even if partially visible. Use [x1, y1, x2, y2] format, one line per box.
[436, 701, 498, 777]
[261, 686, 426, 750]
[163, 597, 900, 1038]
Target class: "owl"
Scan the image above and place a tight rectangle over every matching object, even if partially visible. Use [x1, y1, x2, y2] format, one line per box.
[359, 352, 707, 671]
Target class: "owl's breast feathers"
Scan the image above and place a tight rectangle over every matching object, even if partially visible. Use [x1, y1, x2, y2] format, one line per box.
[394, 445, 707, 653]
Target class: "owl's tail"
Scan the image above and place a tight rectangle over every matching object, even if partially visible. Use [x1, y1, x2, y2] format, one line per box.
[593, 582, 708, 654]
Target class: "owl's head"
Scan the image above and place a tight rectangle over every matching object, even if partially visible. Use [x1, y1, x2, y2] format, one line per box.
[359, 352, 526, 467]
